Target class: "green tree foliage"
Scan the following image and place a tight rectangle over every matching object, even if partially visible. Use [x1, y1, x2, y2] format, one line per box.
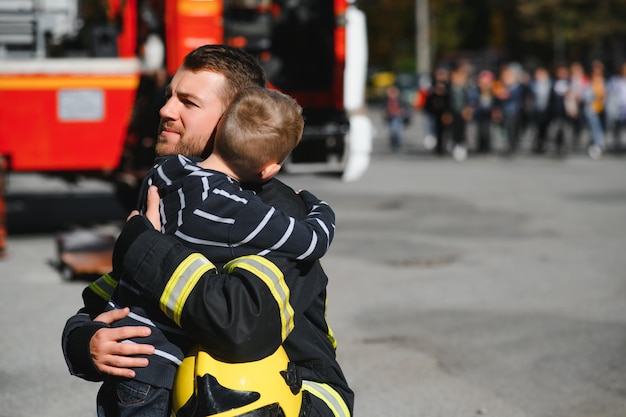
[360, 0, 626, 73]
[517, 0, 626, 67]
[359, 0, 416, 71]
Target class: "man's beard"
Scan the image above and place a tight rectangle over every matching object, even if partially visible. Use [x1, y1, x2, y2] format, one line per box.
[154, 135, 176, 156]
[155, 132, 214, 158]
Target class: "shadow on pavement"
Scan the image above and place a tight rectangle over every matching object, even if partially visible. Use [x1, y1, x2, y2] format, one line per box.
[6, 192, 126, 235]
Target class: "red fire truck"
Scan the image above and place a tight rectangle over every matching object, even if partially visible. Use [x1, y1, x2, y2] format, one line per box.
[0, 0, 370, 177]
[0, 0, 371, 256]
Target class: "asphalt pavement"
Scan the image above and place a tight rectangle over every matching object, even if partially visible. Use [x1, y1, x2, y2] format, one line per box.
[2, 111, 626, 417]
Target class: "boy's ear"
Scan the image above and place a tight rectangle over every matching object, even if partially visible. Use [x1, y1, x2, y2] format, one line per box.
[259, 162, 281, 182]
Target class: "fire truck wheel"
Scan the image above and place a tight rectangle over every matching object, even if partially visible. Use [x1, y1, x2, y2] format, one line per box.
[59, 263, 76, 281]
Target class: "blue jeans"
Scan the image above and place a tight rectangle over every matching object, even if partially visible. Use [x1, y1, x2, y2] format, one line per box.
[584, 107, 605, 147]
[388, 116, 404, 149]
[97, 379, 171, 417]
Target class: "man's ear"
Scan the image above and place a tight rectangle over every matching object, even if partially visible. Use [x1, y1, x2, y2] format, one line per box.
[259, 162, 281, 182]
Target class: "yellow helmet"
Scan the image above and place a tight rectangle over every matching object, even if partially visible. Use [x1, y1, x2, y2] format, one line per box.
[172, 345, 303, 417]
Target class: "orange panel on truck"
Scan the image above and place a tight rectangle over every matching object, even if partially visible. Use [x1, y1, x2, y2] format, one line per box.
[0, 60, 140, 172]
[165, 0, 224, 75]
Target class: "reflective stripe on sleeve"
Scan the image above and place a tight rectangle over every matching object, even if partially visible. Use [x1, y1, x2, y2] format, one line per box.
[302, 381, 351, 417]
[224, 255, 294, 341]
[327, 323, 338, 350]
[88, 273, 118, 301]
[159, 254, 216, 326]
[325, 296, 338, 350]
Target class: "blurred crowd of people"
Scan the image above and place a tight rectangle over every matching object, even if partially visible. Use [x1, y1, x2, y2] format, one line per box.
[385, 59, 626, 161]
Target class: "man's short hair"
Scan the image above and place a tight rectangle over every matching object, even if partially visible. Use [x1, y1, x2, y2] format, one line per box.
[183, 44, 268, 106]
[214, 87, 304, 181]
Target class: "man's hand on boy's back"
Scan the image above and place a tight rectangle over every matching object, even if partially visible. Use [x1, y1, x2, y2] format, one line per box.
[90, 308, 154, 378]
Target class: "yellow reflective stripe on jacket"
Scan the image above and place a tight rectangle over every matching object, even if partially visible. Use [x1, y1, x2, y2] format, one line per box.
[327, 324, 337, 350]
[160, 254, 216, 326]
[302, 381, 351, 417]
[224, 255, 294, 341]
[88, 273, 118, 301]
[325, 296, 338, 349]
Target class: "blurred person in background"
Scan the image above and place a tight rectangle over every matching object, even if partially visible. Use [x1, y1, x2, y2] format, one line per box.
[494, 63, 525, 156]
[414, 74, 437, 150]
[548, 63, 575, 156]
[423, 67, 451, 156]
[529, 66, 553, 154]
[385, 84, 409, 152]
[447, 64, 472, 161]
[606, 62, 626, 153]
[583, 60, 607, 159]
[569, 61, 589, 150]
[469, 69, 497, 154]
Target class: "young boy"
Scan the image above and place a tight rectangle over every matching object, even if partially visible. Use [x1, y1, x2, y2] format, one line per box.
[102, 87, 335, 416]
[145, 86, 333, 262]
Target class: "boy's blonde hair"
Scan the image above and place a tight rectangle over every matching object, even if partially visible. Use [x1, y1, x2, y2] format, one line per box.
[214, 87, 304, 181]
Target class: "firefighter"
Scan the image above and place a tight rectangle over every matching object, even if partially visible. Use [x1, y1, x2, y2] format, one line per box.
[93, 87, 335, 417]
[62, 44, 353, 417]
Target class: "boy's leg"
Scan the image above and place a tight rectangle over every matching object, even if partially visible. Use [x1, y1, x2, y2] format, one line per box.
[97, 380, 171, 417]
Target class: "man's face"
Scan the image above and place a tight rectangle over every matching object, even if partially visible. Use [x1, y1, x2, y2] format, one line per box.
[156, 68, 227, 157]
